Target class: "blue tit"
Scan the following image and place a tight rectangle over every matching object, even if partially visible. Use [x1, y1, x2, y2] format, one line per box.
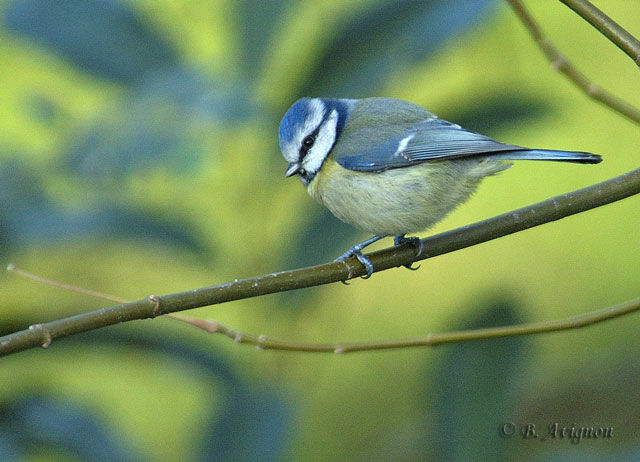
[278, 97, 601, 277]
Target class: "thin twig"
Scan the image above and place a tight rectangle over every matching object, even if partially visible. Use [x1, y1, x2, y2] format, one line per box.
[507, 0, 640, 125]
[6, 264, 204, 329]
[6, 264, 127, 304]
[559, 0, 640, 66]
[169, 298, 640, 353]
[2, 166, 640, 357]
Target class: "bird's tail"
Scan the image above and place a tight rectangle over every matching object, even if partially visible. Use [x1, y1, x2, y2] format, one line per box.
[491, 149, 601, 164]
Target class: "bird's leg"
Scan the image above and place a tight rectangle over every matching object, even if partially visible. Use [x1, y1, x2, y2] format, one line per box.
[394, 234, 423, 271]
[335, 234, 387, 278]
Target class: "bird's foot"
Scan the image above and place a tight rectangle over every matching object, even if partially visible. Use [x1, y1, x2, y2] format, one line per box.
[335, 248, 374, 279]
[394, 234, 423, 271]
[334, 235, 386, 279]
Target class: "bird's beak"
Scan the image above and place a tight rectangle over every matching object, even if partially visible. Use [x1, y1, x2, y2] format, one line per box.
[285, 162, 301, 178]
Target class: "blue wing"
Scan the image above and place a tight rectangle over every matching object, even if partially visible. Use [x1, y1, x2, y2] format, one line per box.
[336, 118, 599, 171]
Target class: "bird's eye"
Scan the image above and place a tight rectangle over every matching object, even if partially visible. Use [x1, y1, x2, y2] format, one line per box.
[302, 135, 315, 148]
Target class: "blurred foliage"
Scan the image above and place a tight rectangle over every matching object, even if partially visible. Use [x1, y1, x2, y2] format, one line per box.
[300, 0, 496, 97]
[426, 299, 527, 460]
[0, 394, 142, 461]
[1, 0, 639, 460]
[4, 0, 179, 84]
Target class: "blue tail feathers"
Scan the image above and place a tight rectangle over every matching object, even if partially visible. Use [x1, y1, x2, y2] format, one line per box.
[492, 149, 601, 164]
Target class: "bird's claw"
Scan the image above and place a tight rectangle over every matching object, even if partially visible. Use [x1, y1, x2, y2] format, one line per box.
[354, 252, 374, 278]
[335, 249, 374, 279]
[394, 235, 423, 271]
[335, 235, 386, 280]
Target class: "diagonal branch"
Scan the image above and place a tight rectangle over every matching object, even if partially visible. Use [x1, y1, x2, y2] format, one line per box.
[2, 167, 640, 357]
[559, 0, 640, 66]
[507, 0, 640, 125]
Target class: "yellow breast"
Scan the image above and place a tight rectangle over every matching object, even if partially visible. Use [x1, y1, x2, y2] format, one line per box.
[307, 157, 509, 235]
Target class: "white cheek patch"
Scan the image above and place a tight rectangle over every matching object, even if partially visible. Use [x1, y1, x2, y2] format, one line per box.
[302, 109, 338, 175]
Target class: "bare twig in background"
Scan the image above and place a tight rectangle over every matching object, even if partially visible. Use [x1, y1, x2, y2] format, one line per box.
[168, 298, 640, 353]
[507, 0, 640, 125]
[5, 265, 218, 333]
[559, 0, 640, 66]
[6, 264, 127, 304]
[3, 167, 640, 357]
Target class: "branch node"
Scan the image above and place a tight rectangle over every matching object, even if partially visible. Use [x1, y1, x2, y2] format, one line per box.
[234, 333, 244, 343]
[256, 334, 268, 351]
[550, 52, 567, 70]
[338, 259, 354, 285]
[334, 345, 345, 354]
[205, 319, 220, 333]
[148, 295, 161, 317]
[29, 323, 52, 348]
[6, 263, 15, 272]
[541, 36, 555, 50]
[587, 82, 601, 96]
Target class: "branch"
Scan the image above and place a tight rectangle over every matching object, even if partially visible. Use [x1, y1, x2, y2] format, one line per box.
[507, 0, 640, 125]
[10, 265, 640, 354]
[169, 297, 640, 352]
[559, 0, 640, 66]
[2, 167, 640, 357]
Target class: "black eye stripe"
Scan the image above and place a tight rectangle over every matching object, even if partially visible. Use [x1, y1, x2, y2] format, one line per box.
[298, 104, 343, 164]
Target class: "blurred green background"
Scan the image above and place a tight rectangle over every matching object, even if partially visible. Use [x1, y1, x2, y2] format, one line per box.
[1, 0, 639, 460]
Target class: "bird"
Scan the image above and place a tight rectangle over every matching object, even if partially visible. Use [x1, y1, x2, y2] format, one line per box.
[278, 97, 601, 278]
